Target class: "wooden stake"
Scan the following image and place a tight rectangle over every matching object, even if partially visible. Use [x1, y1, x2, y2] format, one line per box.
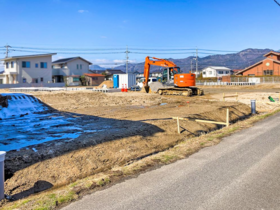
[226, 108, 229, 127]
[172, 117, 228, 126]
[177, 117, 180, 134]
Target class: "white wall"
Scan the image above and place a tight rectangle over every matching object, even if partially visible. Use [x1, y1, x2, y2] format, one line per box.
[202, 67, 231, 78]
[0, 83, 65, 89]
[0, 75, 5, 84]
[4, 60, 17, 74]
[115, 73, 136, 88]
[52, 58, 90, 76]
[3, 55, 53, 84]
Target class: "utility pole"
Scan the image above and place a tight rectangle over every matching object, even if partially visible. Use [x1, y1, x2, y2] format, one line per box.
[4, 45, 11, 58]
[125, 46, 130, 74]
[196, 48, 198, 78]
[191, 59, 193, 73]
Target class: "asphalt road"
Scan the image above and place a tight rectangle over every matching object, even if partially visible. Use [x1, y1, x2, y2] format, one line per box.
[63, 113, 280, 210]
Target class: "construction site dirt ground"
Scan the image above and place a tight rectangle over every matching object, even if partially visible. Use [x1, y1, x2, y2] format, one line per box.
[1, 84, 279, 203]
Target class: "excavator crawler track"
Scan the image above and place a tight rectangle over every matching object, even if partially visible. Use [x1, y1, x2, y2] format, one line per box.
[157, 87, 203, 96]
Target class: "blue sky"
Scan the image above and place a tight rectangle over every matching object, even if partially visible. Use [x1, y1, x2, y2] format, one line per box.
[0, 0, 280, 68]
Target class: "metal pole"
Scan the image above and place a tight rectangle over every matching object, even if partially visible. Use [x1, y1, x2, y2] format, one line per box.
[0, 151, 6, 200]
[196, 48, 198, 78]
[4, 45, 11, 58]
[251, 100, 256, 114]
[191, 60, 193, 73]
[126, 46, 129, 74]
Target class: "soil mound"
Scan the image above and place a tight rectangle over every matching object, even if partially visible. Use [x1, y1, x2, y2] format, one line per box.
[96, 80, 113, 88]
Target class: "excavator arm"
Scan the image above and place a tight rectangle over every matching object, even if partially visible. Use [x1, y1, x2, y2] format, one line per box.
[143, 56, 177, 92]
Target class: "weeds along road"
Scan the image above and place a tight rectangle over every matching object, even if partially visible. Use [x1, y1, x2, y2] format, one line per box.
[63, 112, 280, 210]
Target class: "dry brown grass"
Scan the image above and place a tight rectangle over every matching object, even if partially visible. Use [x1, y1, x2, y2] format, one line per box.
[2, 108, 280, 210]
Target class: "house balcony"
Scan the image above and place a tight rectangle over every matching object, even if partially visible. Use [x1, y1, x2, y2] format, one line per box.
[52, 68, 69, 76]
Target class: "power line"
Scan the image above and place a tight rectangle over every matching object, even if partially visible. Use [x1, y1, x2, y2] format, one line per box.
[126, 46, 130, 74]
[11, 49, 125, 54]
[274, 0, 280, 6]
[11, 45, 240, 53]
[130, 48, 239, 53]
[12, 46, 126, 51]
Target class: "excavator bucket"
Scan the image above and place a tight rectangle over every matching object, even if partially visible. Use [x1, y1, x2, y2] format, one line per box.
[144, 86, 150, 93]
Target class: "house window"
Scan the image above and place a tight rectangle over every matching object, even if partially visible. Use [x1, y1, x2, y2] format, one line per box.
[80, 64, 82, 69]
[209, 71, 212, 75]
[218, 71, 223, 74]
[22, 61, 30, 68]
[11, 61, 14, 68]
[264, 70, 273, 75]
[41, 77, 44, 82]
[73, 77, 79, 82]
[93, 77, 98, 80]
[6, 62, 9, 69]
[35, 63, 39, 68]
[40, 62, 47, 68]
[77, 64, 79, 69]
[23, 78, 27, 83]
[32, 78, 39, 83]
[0, 79, 3, 84]
[225, 71, 229, 74]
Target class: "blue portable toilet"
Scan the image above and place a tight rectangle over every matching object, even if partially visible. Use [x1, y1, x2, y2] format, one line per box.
[113, 74, 119, 88]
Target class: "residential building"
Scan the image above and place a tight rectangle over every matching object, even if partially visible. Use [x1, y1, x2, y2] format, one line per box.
[52, 57, 92, 83]
[135, 70, 162, 78]
[232, 69, 242, 75]
[236, 51, 280, 76]
[202, 66, 232, 78]
[84, 73, 105, 86]
[89, 69, 125, 80]
[0, 53, 56, 84]
[0, 71, 4, 84]
[190, 69, 203, 77]
[151, 70, 162, 77]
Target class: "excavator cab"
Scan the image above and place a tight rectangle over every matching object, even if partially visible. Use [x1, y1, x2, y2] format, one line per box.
[162, 67, 181, 85]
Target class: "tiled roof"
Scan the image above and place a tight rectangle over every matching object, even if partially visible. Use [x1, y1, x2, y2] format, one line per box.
[52, 57, 92, 65]
[264, 51, 280, 57]
[52, 57, 77, 64]
[1, 53, 56, 61]
[84, 73, 104, 77]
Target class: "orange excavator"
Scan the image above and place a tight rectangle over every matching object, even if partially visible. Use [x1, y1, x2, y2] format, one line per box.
[143, 56, 203, 96]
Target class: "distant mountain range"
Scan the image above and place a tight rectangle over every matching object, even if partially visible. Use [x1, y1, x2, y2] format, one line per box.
[90, 48, 273, 73]
[90, 65, 106, 71]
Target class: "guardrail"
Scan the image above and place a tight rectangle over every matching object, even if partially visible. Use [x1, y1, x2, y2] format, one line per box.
[197, 82, 256, 86]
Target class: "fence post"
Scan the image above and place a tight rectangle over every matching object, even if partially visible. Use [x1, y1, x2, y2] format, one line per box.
[226, 109, 229, 127]
[177, 117, 180, 134]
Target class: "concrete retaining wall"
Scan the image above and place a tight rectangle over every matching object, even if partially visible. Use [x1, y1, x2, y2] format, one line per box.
[0, 83, 65, 89]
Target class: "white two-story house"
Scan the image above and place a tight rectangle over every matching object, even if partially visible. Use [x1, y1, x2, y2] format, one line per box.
[52, 57, 92, 85]
[0, 53, 56, 84]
